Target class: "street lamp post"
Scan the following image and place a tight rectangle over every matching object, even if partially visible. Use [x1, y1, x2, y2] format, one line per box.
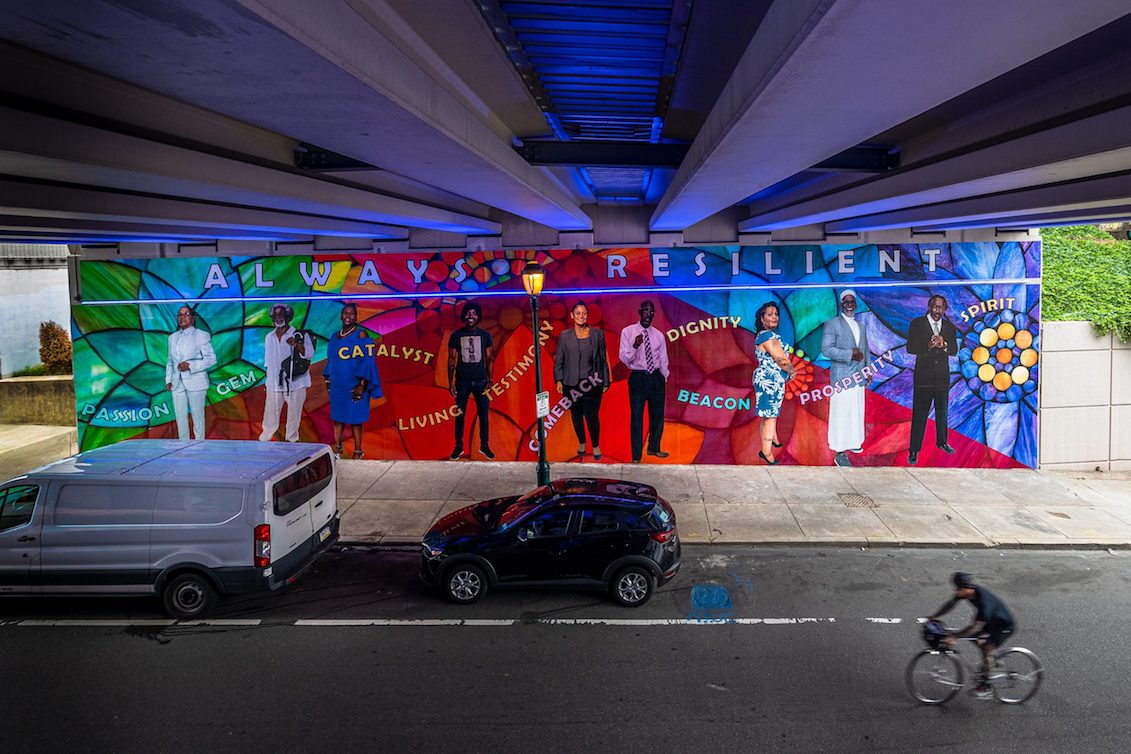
[522, 261, 551, 486]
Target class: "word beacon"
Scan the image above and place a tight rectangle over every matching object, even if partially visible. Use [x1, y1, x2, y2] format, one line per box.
[676, 389, 751, 411]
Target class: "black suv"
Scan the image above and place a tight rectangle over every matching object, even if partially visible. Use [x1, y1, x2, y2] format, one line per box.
[421, 478, 680, 606]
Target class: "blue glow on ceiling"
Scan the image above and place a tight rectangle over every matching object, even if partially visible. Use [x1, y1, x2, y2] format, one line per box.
[499, 1, 681, 201]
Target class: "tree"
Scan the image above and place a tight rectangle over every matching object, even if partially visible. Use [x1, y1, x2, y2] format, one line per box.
[39, 320, 73, 375]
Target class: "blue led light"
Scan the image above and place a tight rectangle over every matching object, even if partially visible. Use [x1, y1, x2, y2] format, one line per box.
[76, 277, 1039, 306]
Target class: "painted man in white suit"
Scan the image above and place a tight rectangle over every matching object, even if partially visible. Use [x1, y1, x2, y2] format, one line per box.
[165, 305, 217, 440]
[820, 290, 870, 467]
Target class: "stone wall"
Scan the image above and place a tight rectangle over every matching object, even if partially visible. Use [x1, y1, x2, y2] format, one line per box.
[0, 376, 75, 425]
[1039, 321, 1131, 471]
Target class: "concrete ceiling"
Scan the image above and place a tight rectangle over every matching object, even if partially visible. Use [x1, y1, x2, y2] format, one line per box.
[0, 0, 1129, 247]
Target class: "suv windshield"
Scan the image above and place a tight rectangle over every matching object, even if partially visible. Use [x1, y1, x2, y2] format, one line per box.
[497, 485, 554, 529]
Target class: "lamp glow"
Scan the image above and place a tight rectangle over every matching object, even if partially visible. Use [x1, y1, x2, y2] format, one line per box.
[521, 261, 545, 297]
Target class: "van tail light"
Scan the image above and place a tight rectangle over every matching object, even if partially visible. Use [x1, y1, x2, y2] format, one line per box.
[651, 529, 675, 543]
[254, 524, 272, 567]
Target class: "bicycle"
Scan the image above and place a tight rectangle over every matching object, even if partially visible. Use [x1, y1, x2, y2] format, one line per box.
[905, 619, 1043, 705]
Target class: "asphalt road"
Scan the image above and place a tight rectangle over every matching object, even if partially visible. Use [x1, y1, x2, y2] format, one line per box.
[2, 547, 1129, 753]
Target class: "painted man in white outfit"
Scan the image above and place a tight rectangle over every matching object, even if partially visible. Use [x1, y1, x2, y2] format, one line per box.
[820, 290, 870, 467]
[259, 304, 314, 442]
[165, 305, 216, 440]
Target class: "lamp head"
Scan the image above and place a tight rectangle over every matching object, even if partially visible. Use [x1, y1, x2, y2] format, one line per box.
[522, 261, 545, 297]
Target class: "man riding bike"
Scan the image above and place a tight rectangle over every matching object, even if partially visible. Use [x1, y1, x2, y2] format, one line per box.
[928, 572, 1015, 699]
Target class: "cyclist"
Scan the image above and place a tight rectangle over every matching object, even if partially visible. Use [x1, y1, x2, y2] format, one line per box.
[928, 572, 1015, 699]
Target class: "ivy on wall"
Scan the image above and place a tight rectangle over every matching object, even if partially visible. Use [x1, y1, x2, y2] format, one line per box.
[1041, 225, 1131, 341]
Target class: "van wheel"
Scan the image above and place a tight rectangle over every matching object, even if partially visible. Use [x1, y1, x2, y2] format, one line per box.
[610, 566, 654, 607]
[443, 563, 487, 604]
[163, 573, 217, 619]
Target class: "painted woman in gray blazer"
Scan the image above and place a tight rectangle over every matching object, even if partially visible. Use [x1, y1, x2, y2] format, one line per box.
[553, 301, 610, 460]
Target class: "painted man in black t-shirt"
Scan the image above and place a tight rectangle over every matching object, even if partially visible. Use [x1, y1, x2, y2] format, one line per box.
[447, 301, 496, 460]
[929, 572, 1015, 699]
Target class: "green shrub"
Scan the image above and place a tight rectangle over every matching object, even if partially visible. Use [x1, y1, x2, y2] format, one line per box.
[11, 363, 49, 377]
[38, 320, 73, 375]
[1041, 226, 1131, 341]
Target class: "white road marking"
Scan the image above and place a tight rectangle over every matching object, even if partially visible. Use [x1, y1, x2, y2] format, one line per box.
[16, 619, 264, 627]
[295, 619, 515, 626]
[292, 617, 839, 627]
[18, 619, 175, 627]
[4, 616, 882, 628]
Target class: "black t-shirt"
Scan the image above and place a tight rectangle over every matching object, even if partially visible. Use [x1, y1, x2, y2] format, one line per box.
[449, 327, 493, 382]
[970, 585, 1013, 626]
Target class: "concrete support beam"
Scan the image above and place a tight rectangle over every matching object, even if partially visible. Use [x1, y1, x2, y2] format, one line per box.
[913, 205, 1131, 231]
[652, 0, 1130, 230]
[235, 0, 590, 229]
[824, 172, 1131, 232]
[0, 179, 406, 239]
[743, 103, 1131, 231]
[0, 107, 494, 235]
[586, 205, 651, 246]
[497, 210, 560, 248]
[0, 215, 310, 242]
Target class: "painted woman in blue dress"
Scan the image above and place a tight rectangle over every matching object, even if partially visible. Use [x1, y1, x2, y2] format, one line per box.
[322, 303, 382, 459]
[752, 302, 796, 464]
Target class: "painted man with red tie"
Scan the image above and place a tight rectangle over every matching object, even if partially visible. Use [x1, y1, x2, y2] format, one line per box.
[618, 299, 670, 464]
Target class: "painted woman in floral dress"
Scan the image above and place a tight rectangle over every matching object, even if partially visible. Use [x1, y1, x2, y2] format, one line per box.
[752, 302, 796, 464]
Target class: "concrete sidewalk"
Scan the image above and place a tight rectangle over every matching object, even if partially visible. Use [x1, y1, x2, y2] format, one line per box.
[0, 424, 76, 482]
[335, 459, 1131, 549]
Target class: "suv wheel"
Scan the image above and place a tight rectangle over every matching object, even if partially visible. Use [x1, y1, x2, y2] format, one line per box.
[610, 565, 654, 607]
[162, 572, 217, 619]
[444, 563, 488, 604]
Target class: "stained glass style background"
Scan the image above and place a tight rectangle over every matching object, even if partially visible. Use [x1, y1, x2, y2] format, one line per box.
[71, 243, 1041, 467]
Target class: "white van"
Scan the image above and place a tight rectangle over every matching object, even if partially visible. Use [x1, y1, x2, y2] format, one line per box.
[0, 439, 339, 618]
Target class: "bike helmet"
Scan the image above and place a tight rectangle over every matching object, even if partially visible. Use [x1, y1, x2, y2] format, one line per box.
[952, 571, 974, 589]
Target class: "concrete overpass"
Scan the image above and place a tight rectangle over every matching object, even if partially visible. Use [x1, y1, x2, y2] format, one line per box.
[1, 0, 1130, 251]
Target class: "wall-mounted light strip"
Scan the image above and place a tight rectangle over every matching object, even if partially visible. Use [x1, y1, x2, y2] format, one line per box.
[76, 277, 1041, 306]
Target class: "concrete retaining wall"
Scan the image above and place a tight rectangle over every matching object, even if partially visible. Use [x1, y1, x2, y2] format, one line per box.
[0, 376, 76, 425]
[1039, 321, 1131, 471]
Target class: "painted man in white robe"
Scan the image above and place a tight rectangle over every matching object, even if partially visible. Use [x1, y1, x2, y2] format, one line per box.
[820, 290, 870, 467]
[259, 303, 314, 442]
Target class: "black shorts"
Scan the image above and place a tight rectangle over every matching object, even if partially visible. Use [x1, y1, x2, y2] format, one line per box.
[980, 622, 1014, 647]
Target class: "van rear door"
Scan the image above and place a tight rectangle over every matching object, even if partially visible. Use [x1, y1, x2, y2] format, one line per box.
[268, 453, 335, 564]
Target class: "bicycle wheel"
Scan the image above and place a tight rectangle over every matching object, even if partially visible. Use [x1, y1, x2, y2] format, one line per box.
[992, 648, 1043, 703]
[906, 649, 964, 704]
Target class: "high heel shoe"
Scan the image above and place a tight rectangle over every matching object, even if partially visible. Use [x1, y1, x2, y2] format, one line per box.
[592, 446, 602, 461]
[577, 445, 587, 458]
[772, 440, 783, 448]
[759, 450, 779, 465]
[332, 444, 343, 458]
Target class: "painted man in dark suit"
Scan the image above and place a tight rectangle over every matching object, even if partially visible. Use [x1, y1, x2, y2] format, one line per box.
[906, 294, 959, 464]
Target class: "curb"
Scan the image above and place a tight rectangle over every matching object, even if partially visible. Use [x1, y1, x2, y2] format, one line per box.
[338, 538, 1131, 551]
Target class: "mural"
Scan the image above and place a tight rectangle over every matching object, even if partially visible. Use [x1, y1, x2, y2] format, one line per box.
[70, 243, 1041, 467]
